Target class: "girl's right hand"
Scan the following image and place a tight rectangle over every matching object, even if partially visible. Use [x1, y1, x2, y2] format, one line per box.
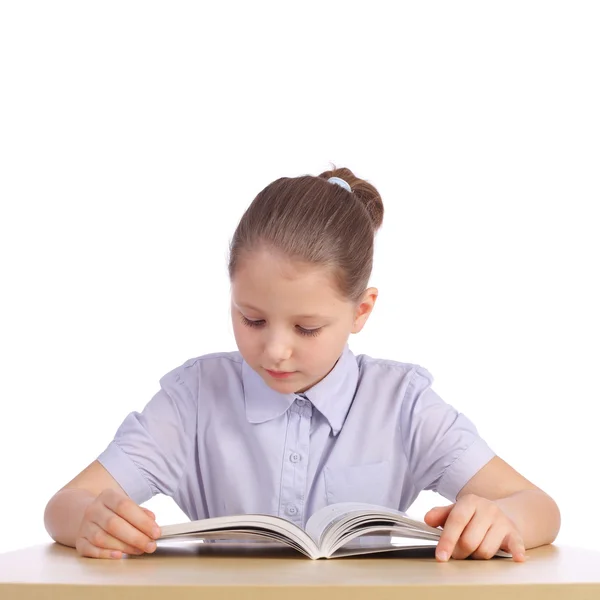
[75, 488, 162, 559]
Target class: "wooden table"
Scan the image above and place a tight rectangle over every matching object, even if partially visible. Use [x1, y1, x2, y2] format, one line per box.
[1, 542, 599, 599]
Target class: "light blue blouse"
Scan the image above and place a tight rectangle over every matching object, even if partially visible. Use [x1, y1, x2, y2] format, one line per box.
[98, 345, 495, 528]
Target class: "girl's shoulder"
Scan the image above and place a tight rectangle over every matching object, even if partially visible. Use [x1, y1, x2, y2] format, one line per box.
[158, 350, 244, 386]
[179, 350, 244, 369]
[355, 352, 435, 384]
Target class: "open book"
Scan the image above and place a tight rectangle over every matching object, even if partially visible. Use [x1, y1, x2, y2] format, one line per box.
[159, 502, 512, 559]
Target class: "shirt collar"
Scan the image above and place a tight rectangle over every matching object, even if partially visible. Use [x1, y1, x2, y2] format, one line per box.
[242, 344, 359, 436]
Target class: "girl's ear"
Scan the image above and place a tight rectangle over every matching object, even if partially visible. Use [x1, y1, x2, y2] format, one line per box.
[351, 287, 378, 334]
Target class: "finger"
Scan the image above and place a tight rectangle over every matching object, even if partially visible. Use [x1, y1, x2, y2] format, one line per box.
[435, 502, 477, 561]
[451, 509, 494, 560]
[424, 505, 454, 528]
[92, 503, 158, 554]
[503, 531, 527, 562]
[102, 491, 161, 544]
[142, 507, 156, 520]
[83, 521, 145, 557]
[471, 523, 508, 560]
[102, 490, 160, 540]
[76, 536, 130, 560]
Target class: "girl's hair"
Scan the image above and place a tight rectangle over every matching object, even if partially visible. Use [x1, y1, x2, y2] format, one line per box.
[228, 165, 384, 303]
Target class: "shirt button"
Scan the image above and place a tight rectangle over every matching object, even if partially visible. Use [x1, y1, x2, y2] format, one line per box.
[296, 398, 305, 406]
[290, 452, 301, 463]
[287, 505, 298, 515]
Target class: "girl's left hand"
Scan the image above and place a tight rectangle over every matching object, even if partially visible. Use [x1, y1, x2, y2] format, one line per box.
[424, 493, 526, 562]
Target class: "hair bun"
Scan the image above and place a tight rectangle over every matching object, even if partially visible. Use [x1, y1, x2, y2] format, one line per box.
[319, 164, 384, 231]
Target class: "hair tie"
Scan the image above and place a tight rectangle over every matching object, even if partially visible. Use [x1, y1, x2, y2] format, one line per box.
[327, 176, 352, 193]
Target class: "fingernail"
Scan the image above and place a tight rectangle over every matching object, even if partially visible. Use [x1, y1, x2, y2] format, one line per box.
[437, 551, 448, 562]
[146, 542, 156, 553]
[152, 526, 161, 539]
[110, 551, 122, 559]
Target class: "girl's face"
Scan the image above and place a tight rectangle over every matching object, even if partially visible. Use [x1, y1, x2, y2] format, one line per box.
[231, 249, 374, 394]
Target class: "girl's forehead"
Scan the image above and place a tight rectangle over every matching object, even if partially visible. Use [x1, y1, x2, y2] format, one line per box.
[232, 281, 343, 312]
[237, 248, 325, 277]
[231, 250, 351, 311]
[234, 251, 336, 288]
[232, 261, 348, 313]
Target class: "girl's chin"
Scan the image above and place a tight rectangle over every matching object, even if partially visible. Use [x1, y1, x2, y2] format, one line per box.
[264, 377, 309, 394]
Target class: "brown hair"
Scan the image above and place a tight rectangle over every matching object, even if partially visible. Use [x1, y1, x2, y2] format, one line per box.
[228, 165, 384, 303]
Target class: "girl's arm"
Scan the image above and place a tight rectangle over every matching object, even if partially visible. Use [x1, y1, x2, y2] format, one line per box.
[425, 456, 561, 561]
[45, 487, 97, 547]
[44, 460, 160, 558]
[44, 460, 118, 546]
[458, 456, 561, 548]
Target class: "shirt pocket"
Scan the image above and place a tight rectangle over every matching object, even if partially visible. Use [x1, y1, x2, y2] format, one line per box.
[323, 461, 392, 506]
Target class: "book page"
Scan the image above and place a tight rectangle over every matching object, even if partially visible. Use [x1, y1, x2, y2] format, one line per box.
[158, 529, 312, 556]
[305, 503, 513, 559]
[324, 524, 441, 557]
[159, 514, 319, 558]
[305, 502, 440, 546]
[332, 541, 438, 558]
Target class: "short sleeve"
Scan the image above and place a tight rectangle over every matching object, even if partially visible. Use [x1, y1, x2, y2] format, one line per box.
[97, 362, 198, 504]
[400, 366, 495, 502]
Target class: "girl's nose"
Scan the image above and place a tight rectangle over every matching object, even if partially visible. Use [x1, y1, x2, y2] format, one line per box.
[264, 337, 292, 364]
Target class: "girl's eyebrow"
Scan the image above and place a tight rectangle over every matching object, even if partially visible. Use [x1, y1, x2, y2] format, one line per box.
[235, 302, 326, 320]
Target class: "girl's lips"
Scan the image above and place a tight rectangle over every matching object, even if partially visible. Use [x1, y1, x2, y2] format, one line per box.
[265, 369, 296, 379]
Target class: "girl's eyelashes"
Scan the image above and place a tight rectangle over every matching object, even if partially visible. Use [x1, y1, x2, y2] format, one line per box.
[241, 316, 264, 328]
[240, 315, 322, 337]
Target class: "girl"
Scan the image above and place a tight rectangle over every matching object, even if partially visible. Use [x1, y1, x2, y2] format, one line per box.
[44, 167, 560, 562]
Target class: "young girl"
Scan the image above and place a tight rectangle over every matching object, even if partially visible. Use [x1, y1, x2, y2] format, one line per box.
[44, 167, 560, 562]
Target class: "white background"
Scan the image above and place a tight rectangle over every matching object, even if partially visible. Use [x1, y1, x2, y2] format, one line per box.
[1, 1, 598, 555]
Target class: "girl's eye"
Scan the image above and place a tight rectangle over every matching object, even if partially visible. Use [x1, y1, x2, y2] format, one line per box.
[241, 316, 265, 328]
[240, 316, 322, 337]
[297, 326, 321, 337]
